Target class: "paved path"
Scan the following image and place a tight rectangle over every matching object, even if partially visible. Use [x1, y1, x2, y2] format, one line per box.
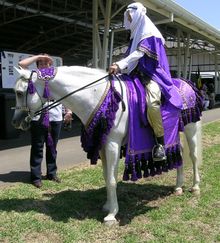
[0, 108, 220, 186]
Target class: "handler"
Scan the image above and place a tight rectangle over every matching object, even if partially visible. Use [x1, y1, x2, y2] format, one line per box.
[109, 2, 182, 162]
[19, 54, 73, 188]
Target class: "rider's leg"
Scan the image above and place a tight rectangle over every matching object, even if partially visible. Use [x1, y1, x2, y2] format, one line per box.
[146, 80, 166, 162]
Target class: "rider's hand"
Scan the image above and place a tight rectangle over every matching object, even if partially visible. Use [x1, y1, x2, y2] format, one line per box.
[108, 63, 120, 74]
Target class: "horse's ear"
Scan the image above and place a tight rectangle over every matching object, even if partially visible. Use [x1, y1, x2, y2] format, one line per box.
[13, 66, 31, 79]
[14, 66, 22, 76]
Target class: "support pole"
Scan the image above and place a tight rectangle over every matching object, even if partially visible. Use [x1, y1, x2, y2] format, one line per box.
[177, 29, 182, 78]
[214, 53, 219, 94]
[109, 30, 114, 66]
[183, 33, 190, 79]
[188, 54, 193, 80]
[100, 0, 112, 70]
[92, 0, 98, 67]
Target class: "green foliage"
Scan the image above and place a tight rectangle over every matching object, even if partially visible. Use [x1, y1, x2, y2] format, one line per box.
[0, 122, 220, 242]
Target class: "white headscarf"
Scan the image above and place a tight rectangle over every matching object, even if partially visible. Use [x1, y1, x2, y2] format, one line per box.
[124, 2, 165, 72]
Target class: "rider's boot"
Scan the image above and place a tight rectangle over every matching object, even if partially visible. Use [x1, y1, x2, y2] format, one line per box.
[152, 136, 167, 162]
[145, 80, 166, 162]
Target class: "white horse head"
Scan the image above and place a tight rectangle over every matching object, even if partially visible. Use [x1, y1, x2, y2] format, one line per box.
[12, 67, 47, 130]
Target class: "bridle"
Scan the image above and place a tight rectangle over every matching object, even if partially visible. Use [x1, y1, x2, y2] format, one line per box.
[12, 70, 44, 121]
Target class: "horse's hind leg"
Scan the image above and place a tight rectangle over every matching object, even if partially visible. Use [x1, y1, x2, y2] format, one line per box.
[175, 132, 190, 195]
[184, 121, 202, 194]
[101, 139, 121, 224]
[175, 161, 184, 195]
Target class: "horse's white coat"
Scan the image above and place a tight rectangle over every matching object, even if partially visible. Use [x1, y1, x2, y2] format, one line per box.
[12, 66, 202, 224]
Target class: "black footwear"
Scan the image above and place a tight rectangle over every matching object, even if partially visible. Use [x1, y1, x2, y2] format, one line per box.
[152, 144, 167, 162]
[47, 176, 61, 183]
[32, 180, 42, 188]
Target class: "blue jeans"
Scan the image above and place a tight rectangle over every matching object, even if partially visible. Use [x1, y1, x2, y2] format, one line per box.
[30, 120, 62, 182]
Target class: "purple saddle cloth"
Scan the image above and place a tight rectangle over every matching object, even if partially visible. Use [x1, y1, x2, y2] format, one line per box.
[122, 75, 203, 181]
[122, 75, 181, 181]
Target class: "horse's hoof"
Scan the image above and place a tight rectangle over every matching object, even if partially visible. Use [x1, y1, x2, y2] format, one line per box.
[174, 187, 183, 196]
[104, 219, 118, 226]
[104, 215, 118, 226]
[189, 187, 200, 195]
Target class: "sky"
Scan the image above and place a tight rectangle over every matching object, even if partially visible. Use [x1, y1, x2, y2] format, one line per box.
[174, 0, 220, 30]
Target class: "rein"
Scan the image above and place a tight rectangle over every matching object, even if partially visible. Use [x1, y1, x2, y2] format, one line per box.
[34, 73, 126, 117]
[113, 74, 126, 112]
[34, 73, 110, 117]
[13, 71, 126, 118]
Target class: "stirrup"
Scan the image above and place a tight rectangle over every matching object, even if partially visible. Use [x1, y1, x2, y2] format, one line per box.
[152, 144, 167, 162]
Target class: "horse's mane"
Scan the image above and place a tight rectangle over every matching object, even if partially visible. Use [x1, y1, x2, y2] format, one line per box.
[58, 66, 107, 77]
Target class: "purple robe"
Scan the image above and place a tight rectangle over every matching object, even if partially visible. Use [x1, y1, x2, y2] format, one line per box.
[127, 36, 183, 109]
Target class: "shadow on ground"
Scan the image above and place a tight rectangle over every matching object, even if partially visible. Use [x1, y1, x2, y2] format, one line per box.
[0, 181, 174, 225]
[0, 171, 30, 184]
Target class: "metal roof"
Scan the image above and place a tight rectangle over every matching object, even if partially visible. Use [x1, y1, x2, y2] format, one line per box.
[0, 0, 219, 65]
[139, 0, 220, 47]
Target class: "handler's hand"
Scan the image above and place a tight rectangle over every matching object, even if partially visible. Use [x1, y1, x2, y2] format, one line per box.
[37, 55, 53, 64]
[108, 63, 119, 74]
[64, 112, 73, 124]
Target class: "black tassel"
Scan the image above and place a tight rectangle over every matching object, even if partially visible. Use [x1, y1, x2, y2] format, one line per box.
[135, 158, 142, 179]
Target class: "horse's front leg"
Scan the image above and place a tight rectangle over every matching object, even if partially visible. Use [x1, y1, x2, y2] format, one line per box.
[102, 139, 120, 225]
[99, 149, 108, 212]
[99, 148, 116, 214]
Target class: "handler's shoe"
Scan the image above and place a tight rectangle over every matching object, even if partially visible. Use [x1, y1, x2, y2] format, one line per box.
[47, 176, 61, 183]
[152, 144, 167, 162]
[32, 180, 42, 188]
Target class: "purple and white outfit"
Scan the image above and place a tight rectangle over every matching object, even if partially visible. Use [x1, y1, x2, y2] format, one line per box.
[116, 2, 182, 139]
[81, 3, 202, 180]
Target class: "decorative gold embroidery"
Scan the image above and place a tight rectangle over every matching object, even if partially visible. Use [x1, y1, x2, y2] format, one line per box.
[138, 45, 158, 61]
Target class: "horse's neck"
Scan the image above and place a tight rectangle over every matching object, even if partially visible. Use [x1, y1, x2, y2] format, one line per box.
[49, 67, 108, 125]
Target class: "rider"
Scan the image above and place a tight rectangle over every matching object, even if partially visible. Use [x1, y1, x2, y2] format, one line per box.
[109, 2, 182, 162]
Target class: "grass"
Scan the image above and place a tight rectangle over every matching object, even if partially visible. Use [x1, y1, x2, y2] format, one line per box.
[0, 121, 220, 242]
